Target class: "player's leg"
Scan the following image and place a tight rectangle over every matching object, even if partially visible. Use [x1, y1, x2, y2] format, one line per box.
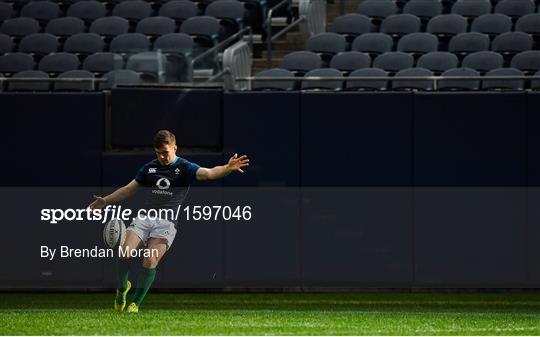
[127, 238, 168, 312]
[115, 229, 144, 311]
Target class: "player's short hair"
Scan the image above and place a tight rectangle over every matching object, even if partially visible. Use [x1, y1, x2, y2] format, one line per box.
[153, 130, 176, 148]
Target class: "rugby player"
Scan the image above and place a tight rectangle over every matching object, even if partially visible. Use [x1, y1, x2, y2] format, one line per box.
[88, 130, 249, 313]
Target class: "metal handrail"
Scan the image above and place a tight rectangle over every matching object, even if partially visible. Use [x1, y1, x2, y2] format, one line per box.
[238, 75, 540, 91]
[192, 26, 252, 66]
[0, 77, 107, 90]
[266, 0, 297, 69]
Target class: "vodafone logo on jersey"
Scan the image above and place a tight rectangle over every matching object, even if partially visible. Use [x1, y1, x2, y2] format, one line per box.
[156, 178, 171, 190]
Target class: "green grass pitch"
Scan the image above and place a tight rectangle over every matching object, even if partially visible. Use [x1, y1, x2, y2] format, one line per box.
[1, 293, 539, 335]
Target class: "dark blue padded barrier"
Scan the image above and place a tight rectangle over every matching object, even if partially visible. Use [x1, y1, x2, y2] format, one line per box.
[223, 188, 301, 286]
[414, 93, 527, 186]
[414, 188, 528, 286]
[527, 93, 540, 283]
[300, 92, 414, 186]
[528, 93, 540, 186]
[302, 188, 414, 286]
[222, 93, 301, 285]
[223, 92, 301, 186]
[110, 88, 222, 148]
[0, 93, 104, 186]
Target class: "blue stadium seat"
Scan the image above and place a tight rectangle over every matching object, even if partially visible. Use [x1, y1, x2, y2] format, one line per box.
[0, 52, 35, 76]
[438, 67, 481, 91]
[90, 16, 130, 39]
[427, 14, 468, 40]
[252, 68, 296, 91]
[39, 52, 80, 76]
[67, 1, 107, 24]
[482, 67, 525, 91]
[351, 33, 393, 58]
[20, 1, 60, 24]
[8, 69, 49, 91]
[83, 52, 124, 76]
[180, 16, 221, 49]
[329, 51, 371, 75]
[0, 3, 14, 23]
[357, 0, 398, 24]
[0, 17, 40, 39]
[158, 0, 198, 26]
[380, 14, 421, 40]
[110, 33, 150, 54]
[452, 0, 491, 21]
[18, 33, 58, 56]
[112, 1, 152, 24]
[417, 51, 458, 75]
[154, 33, 194, 53]
[64, 33, 105, 57]
[511, 50, 540, 74]
[54, 69, 96, 91]
[136, 17, 176, 39]
[45, 17, 86, 39]
[397, 32, 438, 58]
[125, 51, 167, 82]
[301, 68, 343, 91]
[0, 33, 13, 54]
[495, 0, 535, 20]
[471, 13, 512, 39]
[101, 69, 142, 89]
[329, 14, 373, 45]
[403, 0, 442, 24]
[373, 51, 414, 75]
[449, 32, 490, 58]
[392, 67, 433, 91]
[306, 32, 347, 65]
[462, 51, 504, 74]
[346, 67, 388, 91]
[281, 51, 323, 76]
[492, 32, 533, 64]
[205, 0, 245, 38]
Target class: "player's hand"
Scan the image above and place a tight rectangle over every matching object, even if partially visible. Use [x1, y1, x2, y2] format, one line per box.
[88, 195, 107, 210]
[227, 153, 250, 173]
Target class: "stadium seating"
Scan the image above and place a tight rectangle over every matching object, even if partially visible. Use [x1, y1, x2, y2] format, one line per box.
[451, 0, 491, 21]
[306, 32, 347, 65]
[205, 0, 245, 38]
[67, 1, 107, 24]
[328, 14, 373, 44]
[417, 51, 458, 75]
[392, 67, 434, 91]
[45, 17, 86, 39]
[112, 1, 152, 24]
[0, 2, 14, 23]
[54, 69, 96, 91]
[301, 68, 343, 91]
[136, 16, 176, 39]
[90, 16, 130, 39]
[346, 67, 388, 91]
[471, 13, 512, 38]
[0, 52, 35, 76]
[357, 0, 398, 24]
[0, 33, 13, 54]
[397, 32, 438, 58]
[449, 32, 490, 58]
[83, 52, 124, 76]
[352, 33, 393, 58]
[0, 17, 40, 39]
[64, 33, 105, 57]
[20, 1, 61, 24]
[462, 51, 504, 74]
[158, 1, 198, 26]
[511, 50, 540, 74]
[39, 52, 80, 76]
[427, 14, 467, 39]
[7, 70, 49, 91]
[373, 51, 414, 75]
[18, 33, 59, 56]
[329, 51, 371, 75]
[494, 0, 535, 20]
[110, 33, 150, 54]
[438, 67, 481, 91]
[252, 68, 295, 91]
[281, 51, 322, 76]
[101, 69, 141, 89]
[380, 13, 421, 39]
[482, 67, 525, 90]
[403, 0, 442, 23]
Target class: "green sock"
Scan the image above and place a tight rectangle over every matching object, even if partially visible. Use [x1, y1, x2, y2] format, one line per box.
[133, 267, 156, 307]
[116, 259, 130, 293]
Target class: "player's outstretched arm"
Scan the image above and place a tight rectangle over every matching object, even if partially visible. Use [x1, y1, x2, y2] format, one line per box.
[87, 179, 140, 209]
[196, 153, 249, 181]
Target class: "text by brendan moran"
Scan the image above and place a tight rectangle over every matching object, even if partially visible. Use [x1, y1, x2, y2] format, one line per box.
[40, 245, 159, 261]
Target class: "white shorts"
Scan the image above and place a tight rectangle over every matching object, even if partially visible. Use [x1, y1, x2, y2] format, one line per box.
[127, 216, 177, 249]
